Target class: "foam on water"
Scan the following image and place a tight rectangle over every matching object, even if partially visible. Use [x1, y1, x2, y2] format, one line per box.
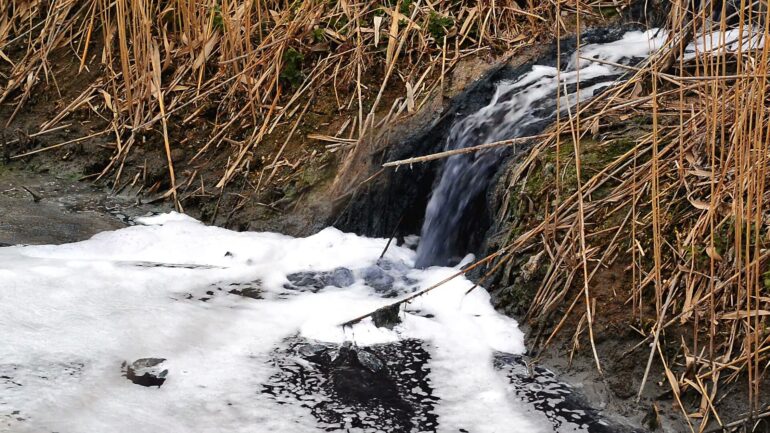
[2, 25, 758, 433]
[0, 213, 546, 433]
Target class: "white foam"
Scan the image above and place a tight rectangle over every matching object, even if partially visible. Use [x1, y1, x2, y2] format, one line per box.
[0, 213, 545, 433]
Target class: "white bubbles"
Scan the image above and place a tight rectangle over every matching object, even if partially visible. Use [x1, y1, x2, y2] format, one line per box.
[0, 213, 542, 433]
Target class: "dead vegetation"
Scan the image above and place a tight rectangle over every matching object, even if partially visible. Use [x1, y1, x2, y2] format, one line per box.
[0, 0, 610, 213]
[484, 1, 770, 430]
[373, 0, 770, 429]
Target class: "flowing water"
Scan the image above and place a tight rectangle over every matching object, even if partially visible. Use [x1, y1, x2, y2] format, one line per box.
[415, 26, 765, 267]
[6, 28, 738, 433]
[415, 29, 667, 267]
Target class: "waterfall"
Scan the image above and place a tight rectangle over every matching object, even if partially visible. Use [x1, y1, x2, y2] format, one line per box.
[415, 29, 666, 268]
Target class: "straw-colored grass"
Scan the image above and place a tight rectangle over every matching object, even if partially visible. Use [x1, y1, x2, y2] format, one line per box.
[484, 1, 770, 429]
[1, 0, 619, 209]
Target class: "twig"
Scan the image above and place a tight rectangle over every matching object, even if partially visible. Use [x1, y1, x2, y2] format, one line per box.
[340, 248, 506, 327]
[382, 133, 550, 167]
[10, 130, 110, 159]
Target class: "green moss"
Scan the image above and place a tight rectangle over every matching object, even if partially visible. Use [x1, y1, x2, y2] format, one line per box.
[503, 133, 640, 248]
[280, 47, 304, 89]
[632, 114, 653, 126]
[312, 27, 325, 43]
[597, 6, 619, 18]
[399, 0, 413, 15]
[331, 15, 348, 32]
[427, 11, 453, 40]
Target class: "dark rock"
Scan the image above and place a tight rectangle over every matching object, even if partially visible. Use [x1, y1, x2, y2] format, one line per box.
[297, 343, 329, 363]
[371, 303, 402, 329]
[228, 287, 262, 299]
[124, 358, 168, 387]
[356, 350, 385, 373]
[226, 280, 263, 299]
[328, 342, 407, 410]
[263, 338, 437, 432]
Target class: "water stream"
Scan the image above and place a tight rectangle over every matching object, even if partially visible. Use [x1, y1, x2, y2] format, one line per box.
[0, 29, 707, 433]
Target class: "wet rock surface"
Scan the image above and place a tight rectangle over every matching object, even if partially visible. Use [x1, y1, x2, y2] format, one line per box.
[284, 267, 355, 292]
[263, 336, 646, 433]
[123, 358, 168, 387]
[176, 279, 264, 302]
[281, 260, 417, 300]
[494, 353, 645, 433]
[0, 168, 168, 245]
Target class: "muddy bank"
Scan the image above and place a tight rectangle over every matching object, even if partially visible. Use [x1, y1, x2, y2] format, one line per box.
[0, 167, 168, 245]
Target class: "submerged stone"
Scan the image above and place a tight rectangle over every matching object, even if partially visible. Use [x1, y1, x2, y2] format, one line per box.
[360, 265, 395, 293]
[285, 267, 354, 292]
[329, 342, 406, 409]
[263, 338, 437, 432]
[371, 303, 402, 329]
[327, 267, 355, 287]
[356, 350, 385, 373]
[297, 343, 329, 363]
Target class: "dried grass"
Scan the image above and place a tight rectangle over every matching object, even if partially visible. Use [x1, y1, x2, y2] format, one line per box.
[0, 0, 606, 203]
[488, 1, 770, 428]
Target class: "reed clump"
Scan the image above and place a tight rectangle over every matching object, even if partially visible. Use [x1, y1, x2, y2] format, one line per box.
[491, 1, 770, 429]
[0, 0, 619, 210]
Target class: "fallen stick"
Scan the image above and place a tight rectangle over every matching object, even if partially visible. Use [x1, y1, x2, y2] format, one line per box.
[10, 129, 110, 159]
[340, 248, 507, 328]
[703, 408, 770, 433]
[3, 123, 72, 146]
[382, 133, 549, 167]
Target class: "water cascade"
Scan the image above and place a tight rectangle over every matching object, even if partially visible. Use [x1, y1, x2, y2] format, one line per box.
[415, 29, 666, 267]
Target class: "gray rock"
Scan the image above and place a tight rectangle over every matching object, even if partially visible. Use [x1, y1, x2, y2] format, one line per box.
[286, 267, 355, 292]
[361, 266, 395, 293]
[376, 258, 409, 273]
[286, 272, 325, 290]
[327, 267, 355, 287]
[298, 343, 329, 363]
[356, 350, 385, 373]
